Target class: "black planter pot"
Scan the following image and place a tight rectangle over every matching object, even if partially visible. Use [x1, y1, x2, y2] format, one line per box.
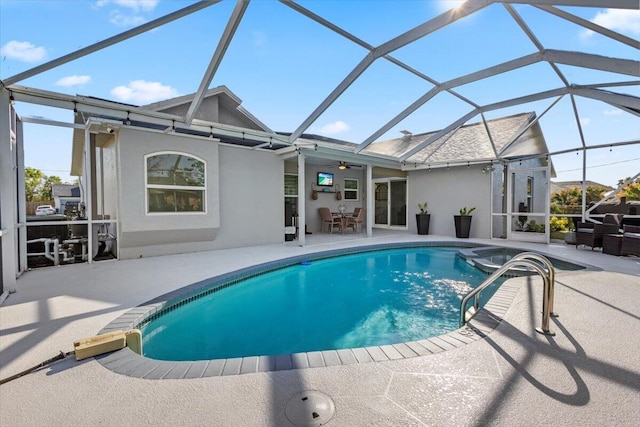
[416, 214, 431, 235]
[454, 215, 472, 238]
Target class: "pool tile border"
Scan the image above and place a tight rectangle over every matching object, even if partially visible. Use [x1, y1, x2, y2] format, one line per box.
[95, 242, 543, 379]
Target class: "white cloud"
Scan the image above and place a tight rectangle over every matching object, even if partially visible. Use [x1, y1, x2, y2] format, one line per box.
[110, 80, 179, 104]
[581, 9, 640, 38]
[55, 75, 92, 87]
[580, 117, 591, 126]
[603, 109, 623, 116]
[109, 11, 145, 27]
[0, 40, 47, 62]
[96, 0, 158, 12]
[319, 121, 350, 135]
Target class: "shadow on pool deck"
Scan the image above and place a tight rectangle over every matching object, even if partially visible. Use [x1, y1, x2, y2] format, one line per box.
[1, 236, 639, 426]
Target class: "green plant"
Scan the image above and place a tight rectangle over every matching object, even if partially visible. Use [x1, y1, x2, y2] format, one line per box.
[525, 220, 545, 233]
[549, 216, 570, 232]
[459, 206, 476, 216]
[417, 202, 428, 214]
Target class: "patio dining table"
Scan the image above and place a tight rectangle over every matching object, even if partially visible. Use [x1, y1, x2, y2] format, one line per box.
[331, 211, 354, 233]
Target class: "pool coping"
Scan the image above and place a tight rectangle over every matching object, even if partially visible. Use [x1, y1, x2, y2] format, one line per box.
[94, 242, 590, 379]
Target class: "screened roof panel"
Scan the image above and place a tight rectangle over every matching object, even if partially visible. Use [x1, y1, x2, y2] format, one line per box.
[1, 0, 637, 182]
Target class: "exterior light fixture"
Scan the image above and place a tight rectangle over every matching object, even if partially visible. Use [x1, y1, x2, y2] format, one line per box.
[73, 102, 78, 116]
[9, 91, 15, 101]
[124, 111, 131, 125]
[209, 126, 214, 139]
[338, 163, 347, 170]
[269, 137, 273, 149]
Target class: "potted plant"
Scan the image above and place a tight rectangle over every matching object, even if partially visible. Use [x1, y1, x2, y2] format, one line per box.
[416, 202, 430, 235]
[454, 206, 475, 238]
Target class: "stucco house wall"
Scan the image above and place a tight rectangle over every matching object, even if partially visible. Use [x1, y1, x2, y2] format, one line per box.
[116, 128, 283, 259]
[407, 165, 492, 238]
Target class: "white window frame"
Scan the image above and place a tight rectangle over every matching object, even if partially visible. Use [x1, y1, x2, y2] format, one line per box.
[343, 178, 359, 201]
[145, 151, 207, 215]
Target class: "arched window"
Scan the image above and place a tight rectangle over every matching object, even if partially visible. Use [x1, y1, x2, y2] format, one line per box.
[145, 152, 206, 213]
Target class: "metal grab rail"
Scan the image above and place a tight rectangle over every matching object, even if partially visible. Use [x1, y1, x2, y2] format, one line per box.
[460, 253, 556, 336]
[511, 252, 558, 318]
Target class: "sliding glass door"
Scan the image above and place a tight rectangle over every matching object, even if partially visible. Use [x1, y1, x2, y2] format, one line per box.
[373, 179, 407, 228]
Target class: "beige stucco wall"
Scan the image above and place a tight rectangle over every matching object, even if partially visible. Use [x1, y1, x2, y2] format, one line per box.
[407, 165, 492, 238]
[116, 128, 283, 259]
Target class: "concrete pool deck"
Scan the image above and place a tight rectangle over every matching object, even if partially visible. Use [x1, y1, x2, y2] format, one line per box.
[1, 233, 639, 426]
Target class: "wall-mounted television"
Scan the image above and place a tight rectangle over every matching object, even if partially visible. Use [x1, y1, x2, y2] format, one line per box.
[317, 172, 334, 187]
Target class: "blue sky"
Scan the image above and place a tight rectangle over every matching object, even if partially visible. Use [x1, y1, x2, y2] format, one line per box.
[1, 0, 638, 187]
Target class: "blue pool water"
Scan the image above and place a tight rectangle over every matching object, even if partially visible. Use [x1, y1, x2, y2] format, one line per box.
[141, 247, 498, 361]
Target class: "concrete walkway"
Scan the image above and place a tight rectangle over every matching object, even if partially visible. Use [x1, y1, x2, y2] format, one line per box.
[1, 234, 639, 426]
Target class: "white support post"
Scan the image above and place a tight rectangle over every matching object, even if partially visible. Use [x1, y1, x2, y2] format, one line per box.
[297, 151, 306, 246]
[366, 165, 373, 237]
[84, 127, 93, 263]
[0, 89, 18, 293]
[16, 115, 27, 273]
[581, 149, 587, 222]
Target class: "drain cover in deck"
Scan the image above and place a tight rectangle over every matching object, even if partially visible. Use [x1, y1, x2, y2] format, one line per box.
[285, 390, 335, 426]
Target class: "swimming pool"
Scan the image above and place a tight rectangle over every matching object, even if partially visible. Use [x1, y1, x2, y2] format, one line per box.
[139, 246, 497, 361]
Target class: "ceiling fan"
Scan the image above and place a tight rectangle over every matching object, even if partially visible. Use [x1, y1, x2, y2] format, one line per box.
[337, 161, 362, 170]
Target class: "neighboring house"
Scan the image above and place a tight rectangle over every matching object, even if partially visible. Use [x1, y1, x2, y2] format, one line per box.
[51, 184, 81, 214]
[550, 180, 614, 196]
[69, 86, 554, 260]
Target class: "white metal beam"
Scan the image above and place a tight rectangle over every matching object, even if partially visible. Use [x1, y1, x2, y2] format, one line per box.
[398, 87, 569, 162]
[280, 0, 478, 110]
[479, 87, 569, 112]
[7, 85, 291, 146]
[480, 113, 500, 159]
[536, 5, 640, 50]
[2, 1, 219, 87]
[288, 52, 376, 143]
[497, 96, 565, 156]
[501, 0, 639, 8]
[373, 0, 494, 57]
[356, 87, 441, 152]
[503, 4, 570, 87]
[571, 87, 640, 112]
[287, 0, 494, 143]
[356, 52, 543, 153]
[569, 94, 587, 148]
[399, 110, 479, 162]
[544, 50, 640, 77]
[184, 0, 249, 126]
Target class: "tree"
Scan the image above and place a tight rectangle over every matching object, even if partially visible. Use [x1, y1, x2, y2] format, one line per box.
[24, 166, 65, 201]
[618, 177, 640, 201]
[38, 175, 63, 201]
[25, 167, 45, 202]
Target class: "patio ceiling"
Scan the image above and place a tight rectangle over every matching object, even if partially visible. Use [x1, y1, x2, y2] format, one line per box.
[1, 0, 638, 171]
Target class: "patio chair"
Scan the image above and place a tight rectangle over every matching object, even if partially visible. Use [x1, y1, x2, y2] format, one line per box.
[575, 219, 620, 251]
[344, 208, 366, 233]
[621, 225, 640, 257]
[319, 207, 342, 233]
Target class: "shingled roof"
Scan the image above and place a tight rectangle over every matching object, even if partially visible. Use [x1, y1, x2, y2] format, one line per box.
[362, 112, 548, 165]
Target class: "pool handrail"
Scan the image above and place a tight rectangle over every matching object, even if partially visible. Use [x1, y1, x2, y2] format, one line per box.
[510, 252, 557, 317]
[460, 255, 556, 336]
